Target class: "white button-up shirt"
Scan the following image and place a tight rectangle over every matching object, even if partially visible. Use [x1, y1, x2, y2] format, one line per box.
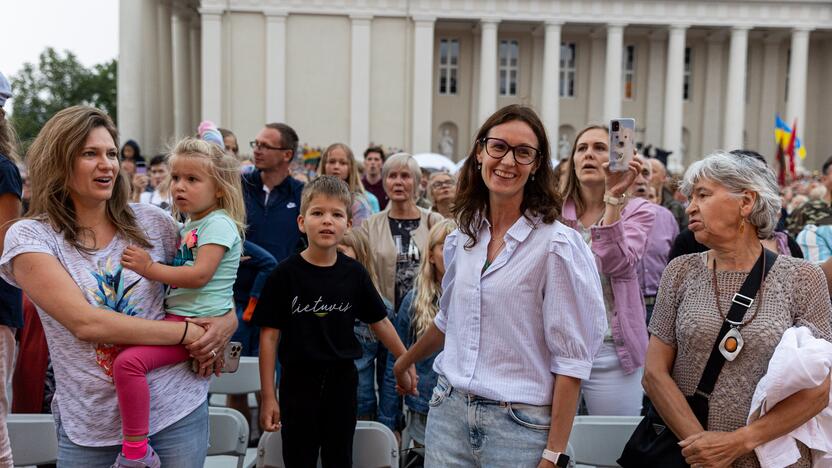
[433, 215, 607, 405]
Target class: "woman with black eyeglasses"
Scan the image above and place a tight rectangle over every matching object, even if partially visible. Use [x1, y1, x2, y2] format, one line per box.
[394, 105, 606, 468]
[560, 125, 654, 417]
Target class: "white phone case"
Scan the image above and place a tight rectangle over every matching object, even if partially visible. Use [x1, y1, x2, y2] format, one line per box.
[609, 118, 636, 173]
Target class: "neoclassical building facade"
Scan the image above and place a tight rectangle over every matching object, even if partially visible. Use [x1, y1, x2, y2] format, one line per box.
[118, 0, 832, 172]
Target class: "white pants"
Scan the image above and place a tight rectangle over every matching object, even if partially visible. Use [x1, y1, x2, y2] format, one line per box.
[581, 342, 644, 416]
[0, 325, 15, 468]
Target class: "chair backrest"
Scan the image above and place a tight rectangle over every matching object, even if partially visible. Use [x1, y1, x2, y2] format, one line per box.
[256, 431, 285, 468]
[353, 420, 399, 468]
[568, 415, 642, 467]
[8, 413, 58, 466]
[256, 421, 399, 468]
[208, 407, 250, 468]
[209, 356, 261, 395]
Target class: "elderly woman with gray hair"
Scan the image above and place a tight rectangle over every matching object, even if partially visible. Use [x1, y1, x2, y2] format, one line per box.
[641, 151, 832, 468]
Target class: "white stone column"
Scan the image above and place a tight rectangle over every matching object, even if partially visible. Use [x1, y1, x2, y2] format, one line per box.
[723, 26, 750, 151]
[172, 8, 192, 139]
[757, 34, 782, 160]
[587, 29, 605, 124]
[786, 28, 811, 154]
[200, 8, 223, 126]
[701, 32, 725, 154]
[350, 15, 372, 154]
[189, 18, 201, 128]
[663, 24, 687, 173]
[118, 0, 144, 143]
[478, 19, 499, 126]
[157, 0, 174, 143]
[541, 21, 562, 147]
[411, 16, 435, 154]
[644, 32, 665, 145]
[140, 0, 160, 152]
[603, 23, 625, 122]
[264, 10, 287, 123]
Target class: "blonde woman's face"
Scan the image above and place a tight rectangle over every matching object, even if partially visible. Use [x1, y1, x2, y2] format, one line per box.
[68, 127, 119, 206]
[429, 242, 446, 280]
[385, 166, 416, 202]
[324, 148, 350, 182]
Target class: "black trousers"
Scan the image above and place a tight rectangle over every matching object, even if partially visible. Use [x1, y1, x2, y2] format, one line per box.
[280, 361, 358, 468]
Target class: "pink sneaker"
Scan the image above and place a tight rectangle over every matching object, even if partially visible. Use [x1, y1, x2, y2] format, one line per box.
[111, 445, 161, 468]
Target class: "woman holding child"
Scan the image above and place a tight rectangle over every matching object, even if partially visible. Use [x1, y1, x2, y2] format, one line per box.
[0, 106, 237, 467]
[394, 105, 607, 467]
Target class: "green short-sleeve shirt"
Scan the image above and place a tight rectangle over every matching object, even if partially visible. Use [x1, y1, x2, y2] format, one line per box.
[165, 209, 242, 317]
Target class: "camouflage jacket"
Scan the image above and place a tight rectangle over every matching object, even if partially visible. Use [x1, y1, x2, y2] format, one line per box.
[787, 199, 832, 238]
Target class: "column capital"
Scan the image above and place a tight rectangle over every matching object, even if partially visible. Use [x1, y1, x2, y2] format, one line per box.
[411, 15, 437, 24]
[791, 27, 814, 35]
[731, 25, 753, 32]
[606, 22, 627, 30]
[349, 14, 374, 22]
[262, 8, 289, 18]
[667, 23, 689, 31]
[543, 20, 564, 28]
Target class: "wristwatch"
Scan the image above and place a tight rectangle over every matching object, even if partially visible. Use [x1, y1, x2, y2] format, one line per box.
[541, 449, 570, 467]
[603, 192, 627, 206]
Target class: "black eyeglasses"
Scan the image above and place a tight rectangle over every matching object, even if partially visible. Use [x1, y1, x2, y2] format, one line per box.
[480, 137, 540, 165]
[250, 140, 291, 151]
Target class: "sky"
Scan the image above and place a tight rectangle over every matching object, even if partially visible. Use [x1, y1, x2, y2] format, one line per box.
[2, 0, 119, 110]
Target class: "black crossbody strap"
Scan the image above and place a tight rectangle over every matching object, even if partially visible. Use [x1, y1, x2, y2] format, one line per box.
[693, 248, 777, 399]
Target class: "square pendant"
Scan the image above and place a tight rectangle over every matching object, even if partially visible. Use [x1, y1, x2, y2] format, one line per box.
[718, 327, 744, 361]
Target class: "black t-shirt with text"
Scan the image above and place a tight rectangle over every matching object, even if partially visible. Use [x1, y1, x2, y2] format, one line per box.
[253, 252, 387, 365]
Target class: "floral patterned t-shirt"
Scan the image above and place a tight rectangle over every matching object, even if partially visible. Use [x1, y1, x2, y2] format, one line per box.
[0, 203, 210, 446]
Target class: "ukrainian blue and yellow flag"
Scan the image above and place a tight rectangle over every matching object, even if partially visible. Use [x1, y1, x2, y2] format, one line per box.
[775, 114, 807, 160]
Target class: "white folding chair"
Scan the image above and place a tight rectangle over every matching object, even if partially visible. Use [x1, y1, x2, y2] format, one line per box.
[568, 415, 642, 467]
[353, 420, 399, 468]
[205, 407, 251, 468]
[8, 413, 58, 466]
[209, 356, 261, 396]
[256, 421, 399, 468]
[255, 430, 285, 468]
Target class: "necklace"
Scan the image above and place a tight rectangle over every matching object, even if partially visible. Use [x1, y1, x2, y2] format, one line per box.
[710, 251, 766, 361]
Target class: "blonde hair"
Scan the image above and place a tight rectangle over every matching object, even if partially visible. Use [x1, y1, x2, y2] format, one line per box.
[169, 137, 246, 236]
[26, 105, 150, 253]
[319, 143, 366, 194]
[300, 175, 353, 220]
[339, 229, 381, 294]
[0, 112, 19, 163]
[411, 218, 456, 338]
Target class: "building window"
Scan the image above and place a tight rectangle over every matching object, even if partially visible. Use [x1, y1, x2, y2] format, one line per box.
[623, 45, 636, 100]
[560, 42, 576, 98]
[499, 40, 519, 96]
[683, 47, 692, 101]
[438, 38, 459, 95]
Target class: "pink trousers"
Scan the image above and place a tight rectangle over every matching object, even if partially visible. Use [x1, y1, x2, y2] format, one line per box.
[112, 314, 191, 437]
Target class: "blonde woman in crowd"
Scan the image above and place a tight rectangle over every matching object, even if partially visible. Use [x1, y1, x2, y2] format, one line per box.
[318, 143, 379, 227]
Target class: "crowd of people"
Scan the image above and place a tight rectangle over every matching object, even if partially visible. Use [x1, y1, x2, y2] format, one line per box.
[0, 65, 831, 468]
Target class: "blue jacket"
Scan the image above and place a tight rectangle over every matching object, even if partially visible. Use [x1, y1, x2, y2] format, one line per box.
[234, 171, 303, 302]
[235, 240, 277, 304]
[379, 289, 440, 430]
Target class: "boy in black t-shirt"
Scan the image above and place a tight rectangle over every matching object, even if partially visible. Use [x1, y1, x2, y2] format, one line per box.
[253, 176, 415, 467]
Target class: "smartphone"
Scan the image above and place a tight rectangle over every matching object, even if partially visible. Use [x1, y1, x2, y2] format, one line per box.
[135, 164, 147, 175]
[609, 118, 635, 172]
[191, 341, 242, 373]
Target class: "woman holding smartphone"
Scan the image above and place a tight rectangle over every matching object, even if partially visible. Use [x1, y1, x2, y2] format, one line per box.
[560, 124, 655, 416]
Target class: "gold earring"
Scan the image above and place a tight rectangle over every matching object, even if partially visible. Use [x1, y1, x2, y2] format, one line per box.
[739, 218, 746, 234]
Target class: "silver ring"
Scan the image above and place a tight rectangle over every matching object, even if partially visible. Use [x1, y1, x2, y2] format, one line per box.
[210, 349, 217, 358]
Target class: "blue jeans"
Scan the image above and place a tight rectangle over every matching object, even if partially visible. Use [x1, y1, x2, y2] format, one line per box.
[424, 375, 551, 467]
[56, 400, 209, 468]
[354, 324, 388, 419]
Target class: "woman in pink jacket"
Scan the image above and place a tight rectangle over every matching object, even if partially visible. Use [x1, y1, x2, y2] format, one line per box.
[561, 125, 655, 416]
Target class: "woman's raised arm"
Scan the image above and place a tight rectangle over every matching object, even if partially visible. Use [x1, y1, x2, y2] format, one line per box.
[12, 252, 204, 345]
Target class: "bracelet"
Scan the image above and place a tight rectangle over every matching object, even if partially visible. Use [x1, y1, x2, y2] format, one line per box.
[178, 321, 189, 345]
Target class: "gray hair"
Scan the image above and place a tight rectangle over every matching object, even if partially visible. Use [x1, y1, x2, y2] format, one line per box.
[680, 150, 781, 239]
[382, 152, 422, 198]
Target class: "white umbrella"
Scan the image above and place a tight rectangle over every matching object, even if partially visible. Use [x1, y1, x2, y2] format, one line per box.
[412, 153, 457, 172]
